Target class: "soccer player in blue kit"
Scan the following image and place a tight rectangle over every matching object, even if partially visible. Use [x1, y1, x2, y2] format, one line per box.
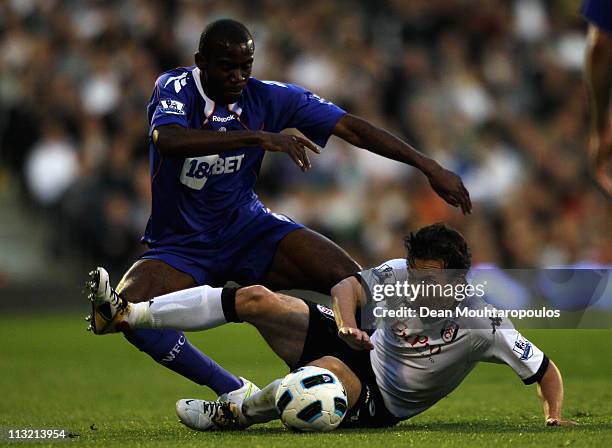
[582, 0, 612, 198]
[86, 19, 472, 409]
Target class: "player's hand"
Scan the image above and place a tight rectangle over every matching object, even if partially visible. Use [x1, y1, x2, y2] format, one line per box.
[259, 132, 321, 172]
[338, 327, 373, 351]
[422, 160, 472, 214]
[589, 129, 612, 199]
[545, 417, 578, 427]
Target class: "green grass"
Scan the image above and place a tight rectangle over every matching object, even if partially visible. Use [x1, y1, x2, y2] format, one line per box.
[0, 314, 610, 447]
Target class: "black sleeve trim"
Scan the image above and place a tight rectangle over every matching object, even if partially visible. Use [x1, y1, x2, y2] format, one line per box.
[348, 273, 362, 282]
[352, 272, 374, 301]
[523, 355, 550, 385]
[350, 272, 371, 297]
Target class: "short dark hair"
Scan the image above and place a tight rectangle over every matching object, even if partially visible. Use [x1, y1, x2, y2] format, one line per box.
[198, 19, 253, 57]
[404, 223, 472, 271]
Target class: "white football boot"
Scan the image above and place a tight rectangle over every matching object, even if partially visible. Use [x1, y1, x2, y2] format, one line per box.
[176, 377, 259, 431]
[175, 399, 241, 431]
[84, 267, 131, 334]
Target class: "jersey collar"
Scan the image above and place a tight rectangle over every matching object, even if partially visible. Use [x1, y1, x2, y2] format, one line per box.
[191, 67, 243, 117]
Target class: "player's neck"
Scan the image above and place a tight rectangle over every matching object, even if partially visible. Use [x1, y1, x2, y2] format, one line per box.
[200, 74, 231, 106]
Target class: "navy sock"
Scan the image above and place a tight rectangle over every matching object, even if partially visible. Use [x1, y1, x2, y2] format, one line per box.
[123, 328, 242, 396]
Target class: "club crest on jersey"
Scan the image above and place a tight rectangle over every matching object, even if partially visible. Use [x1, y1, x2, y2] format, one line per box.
[440, 320, 459, 343]
[512, 335, 533, 360]
[159, 99, 186, 115]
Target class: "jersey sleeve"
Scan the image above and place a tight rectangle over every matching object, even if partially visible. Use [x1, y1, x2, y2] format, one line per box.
[263, 81, 346, 147]
[148, 72, 192, 134]
[474, 321, 550, 385]
[358, 259, 408, 298]
[582, 0, 612, 33]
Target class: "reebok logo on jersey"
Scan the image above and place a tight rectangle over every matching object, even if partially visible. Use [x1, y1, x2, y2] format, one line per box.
[212, 115, 235, 123]
[159, 99, 186, 115]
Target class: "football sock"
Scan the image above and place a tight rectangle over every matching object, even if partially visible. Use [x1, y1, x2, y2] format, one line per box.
[241, 379, 282, 424]
[127, 285, 230, 330]
[123, 328, 242, 395]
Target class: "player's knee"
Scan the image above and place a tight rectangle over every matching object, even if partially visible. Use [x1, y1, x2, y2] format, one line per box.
[236, 285, 274, 321]
[309, 356, 361, 408]
[311, 355, 345, 373]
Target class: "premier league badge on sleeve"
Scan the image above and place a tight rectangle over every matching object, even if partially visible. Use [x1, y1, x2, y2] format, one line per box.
[372, 264, 394, 283]
[159, 99, 186, 115]
[512, 335, 533, 360]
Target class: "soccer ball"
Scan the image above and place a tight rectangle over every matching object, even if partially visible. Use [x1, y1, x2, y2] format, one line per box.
[275, 366, 348, 432]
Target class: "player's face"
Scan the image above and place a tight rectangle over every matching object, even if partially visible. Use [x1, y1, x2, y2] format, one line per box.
[197, 40, 254, 104]
[409, 259, 445, 271]
[408, 259, 445, 287]
[408, 258, 456, 309]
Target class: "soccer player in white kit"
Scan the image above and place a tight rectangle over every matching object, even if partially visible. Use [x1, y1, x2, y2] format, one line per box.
[90, 223, 577, 429]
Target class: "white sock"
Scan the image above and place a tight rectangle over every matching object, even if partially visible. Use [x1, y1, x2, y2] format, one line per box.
[242, 379, 282, 424]
[126, 285, 227, 331]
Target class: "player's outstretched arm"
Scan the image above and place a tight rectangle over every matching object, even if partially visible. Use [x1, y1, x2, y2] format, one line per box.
[585, 24, 612, 198]
[536, 360, 578, 426]
[153, 124, 319, 172]
[332, 114, 472, 214]
[331, 276, 373, 351]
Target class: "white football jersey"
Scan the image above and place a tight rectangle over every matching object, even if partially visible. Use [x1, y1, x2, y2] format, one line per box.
[360, 259, 549, 419]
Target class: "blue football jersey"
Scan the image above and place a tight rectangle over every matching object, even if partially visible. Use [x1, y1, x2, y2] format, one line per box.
[142, 66, 346, 248]
[582, 0, 612, 33]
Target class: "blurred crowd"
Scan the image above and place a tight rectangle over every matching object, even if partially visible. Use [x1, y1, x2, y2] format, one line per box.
[0, 0, 610, 273]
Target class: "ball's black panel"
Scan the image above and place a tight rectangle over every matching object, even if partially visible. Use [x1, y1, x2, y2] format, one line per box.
[334, 396, 347, 417]
[297, 400, 323, 423]
[301, 374, 334, 389]
[276, 390, 293, 414]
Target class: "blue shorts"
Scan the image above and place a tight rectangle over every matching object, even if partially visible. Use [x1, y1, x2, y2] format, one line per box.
[140, 210, 303, 286]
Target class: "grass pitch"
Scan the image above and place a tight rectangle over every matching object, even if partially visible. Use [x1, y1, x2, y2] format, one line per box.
[0, 314, 610, 447]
